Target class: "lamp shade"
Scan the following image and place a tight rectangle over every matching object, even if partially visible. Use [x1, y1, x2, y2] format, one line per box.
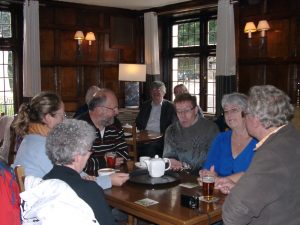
[85, 32, 96, 41]
[257, 20, 270, 31]
[244, 22, 257, 38]
[244, 22, 256, 33]
[257, 20, 270, 37]
[119, 64, 146, 82]
[85, 32, 96, 45]
[74, 31, 84, 40]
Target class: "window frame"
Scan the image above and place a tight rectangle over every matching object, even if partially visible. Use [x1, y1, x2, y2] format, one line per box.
[161, 11, 217, 114]
[0, 4, 23, 115]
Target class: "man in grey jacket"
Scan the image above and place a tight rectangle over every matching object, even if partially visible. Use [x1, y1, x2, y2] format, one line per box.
[222, 85, 300, 225]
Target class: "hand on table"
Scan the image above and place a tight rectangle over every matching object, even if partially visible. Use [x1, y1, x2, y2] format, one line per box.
[169, 159, 183, 171]
[82, 175, 97, 181]
[215, 177, 235, 194]
[198, 165, 218, 185]
[110, 173, 129, 186]
[115, 157, 124, 166]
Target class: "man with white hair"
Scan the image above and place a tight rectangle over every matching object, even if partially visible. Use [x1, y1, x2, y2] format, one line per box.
[136, 81, 176, 157]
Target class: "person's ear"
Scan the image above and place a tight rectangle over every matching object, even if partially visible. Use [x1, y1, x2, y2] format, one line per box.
[42, 113, 52, 125]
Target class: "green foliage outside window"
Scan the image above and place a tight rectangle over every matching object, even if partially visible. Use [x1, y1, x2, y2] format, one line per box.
[0, 11, 12, 38]
[174, 21, 200, 47]
[208, 20, 217, 45]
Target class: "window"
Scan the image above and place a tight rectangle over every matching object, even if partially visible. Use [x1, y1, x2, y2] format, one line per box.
[0, 10, 14, 116]
[0, 50, 14, 115]
[169, 14, 217, 113]
[0, 5, 21, 116]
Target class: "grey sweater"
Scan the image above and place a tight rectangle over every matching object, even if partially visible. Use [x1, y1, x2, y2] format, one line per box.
[163, 117, 219, 173]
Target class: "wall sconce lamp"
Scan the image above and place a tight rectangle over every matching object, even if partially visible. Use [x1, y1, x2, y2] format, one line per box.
[85, 32, 96, 45]
[257, 20, 270, 37]
[244, 22, 257, 38]
[119, 63, 146, 107]
[244, 20, 270, 38]
[74, 31, 96, 56]
[74, 30, 84, 45]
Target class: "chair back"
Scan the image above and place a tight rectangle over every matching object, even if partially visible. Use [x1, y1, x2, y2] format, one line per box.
[123, 123, 138, 162]
[14, 165, 25, 192]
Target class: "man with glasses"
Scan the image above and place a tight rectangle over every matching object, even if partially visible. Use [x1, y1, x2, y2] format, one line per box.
[136, 81, 176, 157]
[77, 89, 129, 180]
[163, 93, 219, 174]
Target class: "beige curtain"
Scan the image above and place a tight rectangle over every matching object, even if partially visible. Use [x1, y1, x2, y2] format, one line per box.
[23, 0, 41, 97]
[216, 0, 236, 76]
[144, 12, 160, 75]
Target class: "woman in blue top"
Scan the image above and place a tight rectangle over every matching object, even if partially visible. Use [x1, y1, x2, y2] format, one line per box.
[199, 92, 257, 186]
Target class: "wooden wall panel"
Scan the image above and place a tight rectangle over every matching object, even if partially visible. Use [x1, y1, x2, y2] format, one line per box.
[38, 1, 143, 111]
[55, 8, 76, 26]
[103, 33, 118, 62]
[41, 67, 56, 92]
[39, 7, 54, 25]
[110, 16, 135, 48]
[238, 65, 266, 93]
[83, 67, 100, 89]
[59, 67, 78, 99]
[102, 66, 120, 96]
[265, 65, 290, 91]
[81, 37, 99, 62]
[237, 0, 300, 104]
[79, 11, 102, 29]
[120, 48, 136, 63]
[58, 31, 77, 61]
[267, 19, 289, 58]
[40, 30, 54, 61]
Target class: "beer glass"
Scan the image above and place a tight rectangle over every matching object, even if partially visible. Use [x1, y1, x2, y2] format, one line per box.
[105, 152, 116, 168]
[202, 175, 215, 200]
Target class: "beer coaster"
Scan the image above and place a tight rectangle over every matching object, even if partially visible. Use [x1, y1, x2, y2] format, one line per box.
[199, 196, 219, 203]
[135, 198, 159, 207]
[179, 182, 198, 188]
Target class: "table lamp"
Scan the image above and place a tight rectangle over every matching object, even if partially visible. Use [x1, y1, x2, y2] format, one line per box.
[119, 63, 146, 108]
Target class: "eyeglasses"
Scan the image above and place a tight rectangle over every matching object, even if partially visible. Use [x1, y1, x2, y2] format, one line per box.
[224, 108, 240, 115]
[88, 148, 95, 154]
[54, 112, 67, 118]
[101, 106, 118, 112]
[176, 107, 195, 115]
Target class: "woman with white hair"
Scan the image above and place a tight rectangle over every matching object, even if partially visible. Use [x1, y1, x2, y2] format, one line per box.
[43, 119, 118, 225]
[199, 92, 257, 185]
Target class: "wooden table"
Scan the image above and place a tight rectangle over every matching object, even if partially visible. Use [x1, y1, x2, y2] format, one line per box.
[104, 171, 225, 225]
[125, 130, 163, 144]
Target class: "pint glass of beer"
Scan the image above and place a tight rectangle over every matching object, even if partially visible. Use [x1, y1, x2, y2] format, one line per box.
[202, 175, 215, 200]
[105, 152, 116, 168]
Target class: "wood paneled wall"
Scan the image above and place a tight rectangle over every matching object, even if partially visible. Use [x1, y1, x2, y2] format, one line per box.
[39, 1, 143, 112]
[236, 0, 300, 104]
[37, 0, 300, 112]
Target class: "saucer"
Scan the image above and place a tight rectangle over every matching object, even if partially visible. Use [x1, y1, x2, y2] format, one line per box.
[98, 168, 116, 176]
[135, 162, 147, 169]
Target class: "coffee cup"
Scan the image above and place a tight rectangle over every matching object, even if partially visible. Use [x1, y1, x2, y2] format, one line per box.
[202, 175, 215, 200]
[98, 168, 115, 176]
[139, 156, 150, 167]
[105, 152, 116, 168]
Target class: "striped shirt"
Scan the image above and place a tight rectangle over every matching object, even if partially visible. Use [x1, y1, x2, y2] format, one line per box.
[77, 112, 128, 175]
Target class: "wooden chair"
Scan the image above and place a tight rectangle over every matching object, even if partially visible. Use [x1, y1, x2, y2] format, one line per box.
[14, 165, 25, 192]
[123, 123, 138, 162]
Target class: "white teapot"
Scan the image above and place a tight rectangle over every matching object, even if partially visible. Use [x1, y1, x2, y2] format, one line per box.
[144, 155, 171, 178]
